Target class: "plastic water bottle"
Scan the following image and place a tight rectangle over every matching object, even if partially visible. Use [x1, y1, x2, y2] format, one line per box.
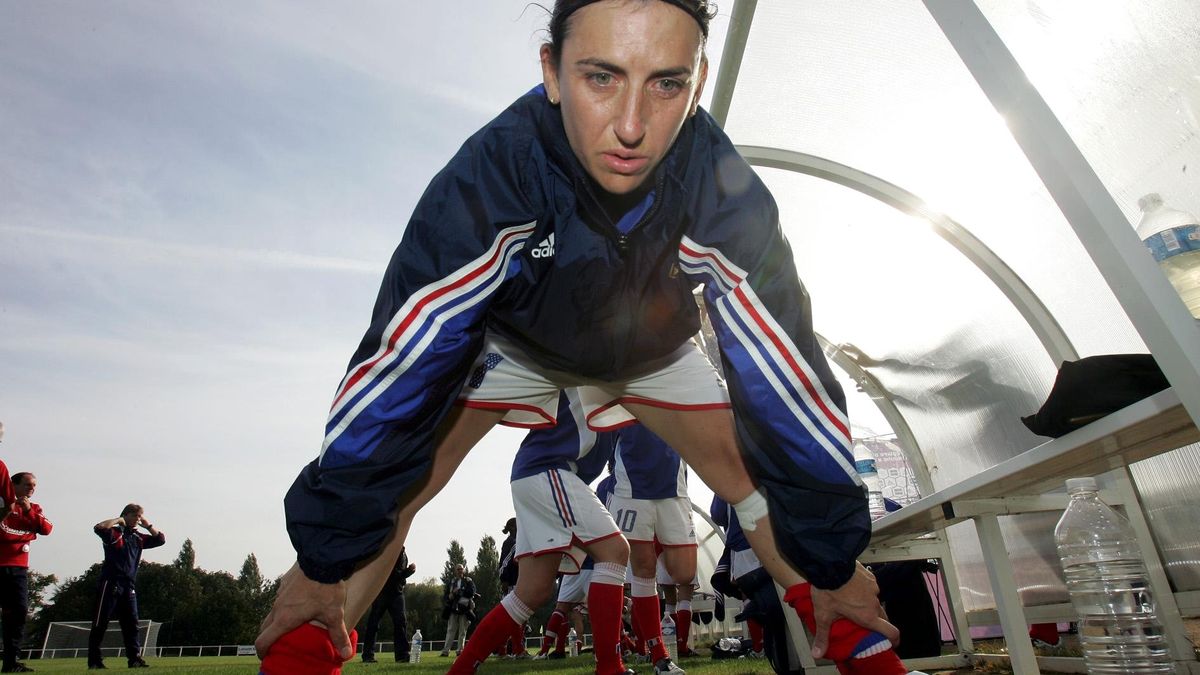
[661, 613, 678, 662]
[409, 629, 422, 663]
[1053, 477, 1172, 673]
[852, 441, 887, 520]
[1136, 193, 1200, 319]
[568, 627, 579, 657]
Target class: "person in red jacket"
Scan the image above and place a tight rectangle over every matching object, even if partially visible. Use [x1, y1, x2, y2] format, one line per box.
[0, 472, 52, 673]
[0, 423, 16, 520]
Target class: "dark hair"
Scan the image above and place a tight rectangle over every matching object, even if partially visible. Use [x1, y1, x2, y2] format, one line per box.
[11, 472, 32, 486]
[545, 0, 717, 64]
[121, 503, 143, 517]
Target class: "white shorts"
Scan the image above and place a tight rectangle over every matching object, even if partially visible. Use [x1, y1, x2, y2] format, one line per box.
[557, 568, 592, 603]
[512, 468, 622, 574]
[457, 332, 729, 429]
[606, 495, 698, 545]
[731, 548, 763, 580]
[656, 554, 702, 588]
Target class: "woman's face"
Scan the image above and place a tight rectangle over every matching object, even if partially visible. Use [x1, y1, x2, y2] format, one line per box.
[542, 0, 707, 196]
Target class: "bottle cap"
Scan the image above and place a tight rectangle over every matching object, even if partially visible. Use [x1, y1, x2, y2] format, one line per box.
[1065, 477, 1098, 493]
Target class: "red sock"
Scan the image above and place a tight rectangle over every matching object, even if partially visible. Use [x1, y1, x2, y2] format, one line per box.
[448, 605, 517, 674]
[556, 621, 569, 653]
[542, 610, 566, 654]
[747, 618, 764, 652]
[631, 594, 668, 662]
[676, 608, 692, 651]
[258, 624, 356, 675]
[1029, 622, 1059, 646]
[842, 650, 908, 674]
[784, 583, 901, 668]
[588, 582, 628, 675]
[630, 609, 646, 654]
[510, 621, 526, 655]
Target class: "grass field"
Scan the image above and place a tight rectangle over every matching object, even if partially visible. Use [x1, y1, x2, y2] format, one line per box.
[16, 653, 1057, 675]
[20, 653, 783, 674]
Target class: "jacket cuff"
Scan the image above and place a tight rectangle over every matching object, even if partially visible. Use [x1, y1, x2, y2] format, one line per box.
[298, 556, 354, 585]
[803, 560, 856, 591]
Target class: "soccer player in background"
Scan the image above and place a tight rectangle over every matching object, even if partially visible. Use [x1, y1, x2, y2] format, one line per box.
[88, 504, 165, 670]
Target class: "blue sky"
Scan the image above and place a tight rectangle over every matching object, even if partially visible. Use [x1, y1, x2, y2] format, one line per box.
[0, 1, 565, 588]
[3, 1, 896, 600]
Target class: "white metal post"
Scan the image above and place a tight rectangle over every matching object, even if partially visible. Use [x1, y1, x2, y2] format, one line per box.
[974, 514, 1041, 674]
[1108, 468, 1199, 670]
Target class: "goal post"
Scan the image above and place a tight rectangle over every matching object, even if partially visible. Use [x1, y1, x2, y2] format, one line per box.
[41, 620, 160, 659]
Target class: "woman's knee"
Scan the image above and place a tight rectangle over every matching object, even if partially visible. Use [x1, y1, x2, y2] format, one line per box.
[590, 534, 630, 565]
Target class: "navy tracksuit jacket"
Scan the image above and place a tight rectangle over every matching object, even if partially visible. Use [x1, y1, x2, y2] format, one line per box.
[285, 86, 868, 591]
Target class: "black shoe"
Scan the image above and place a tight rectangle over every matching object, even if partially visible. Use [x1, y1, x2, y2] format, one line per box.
[395, 654, 409, 662]
[361, 655, 377, 663]
[127, 657, 149, 668]
[2, 663, 34, 673]
[547, 650, 566, 660]
[88, 664, 106, 671]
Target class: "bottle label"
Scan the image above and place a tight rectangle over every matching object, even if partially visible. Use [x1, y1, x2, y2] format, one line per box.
[1142, 224, 1200, 262]
[854, 459, 877, 474]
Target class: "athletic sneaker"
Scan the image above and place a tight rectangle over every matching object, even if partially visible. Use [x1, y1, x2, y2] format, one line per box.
[678, 647, 701, 658]
[127, 657, 150, 668]
[1, 663, 33, 673]
[547, 651, 566, 660]
[87, 663, 106, 670]
[532, 652, 549, 661]
[653, 657, 686, 674]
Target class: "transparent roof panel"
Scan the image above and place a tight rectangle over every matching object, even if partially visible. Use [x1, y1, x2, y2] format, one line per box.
[724, 1, 1147, 360]
[721, 1, 1200, 605]
[765, 168, 1055, 488]
[976, 0, 1200, 227]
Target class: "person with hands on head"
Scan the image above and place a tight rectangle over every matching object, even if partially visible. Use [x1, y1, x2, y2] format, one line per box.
[87, 504, 165, 670]
[256, 2, 896, 673]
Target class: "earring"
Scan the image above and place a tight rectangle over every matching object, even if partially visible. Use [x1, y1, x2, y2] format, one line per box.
[549, 96, 558, 105]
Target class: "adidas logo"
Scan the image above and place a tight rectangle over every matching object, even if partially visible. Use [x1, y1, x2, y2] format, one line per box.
[531, 233, 555, 259]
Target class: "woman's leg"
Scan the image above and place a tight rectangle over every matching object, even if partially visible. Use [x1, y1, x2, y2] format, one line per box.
[256, 406, 505, 670]
[449, 554, 561, 673]
[583, 535, 632, 675]
[623, 404, 898, 660]
[622, 404, 803, 588]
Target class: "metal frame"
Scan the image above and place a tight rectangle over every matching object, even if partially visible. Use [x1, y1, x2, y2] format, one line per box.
[707, 0, 1200, 671]
[922, 0, 1200, 435]
[737, 146, 1079, 367]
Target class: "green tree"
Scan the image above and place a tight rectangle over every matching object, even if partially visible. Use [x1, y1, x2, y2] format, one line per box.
[472, 535, 500, 617]
[440, 540, 468, 590]
[237, 553, 265, 593]
[27, 569, 58, 618]
[173, 538, 196, 569]
[403, 580, 446, 642]
[32, 564, 102, 634]
[31, 545, 282, 648]
[237, 554, 273, 636]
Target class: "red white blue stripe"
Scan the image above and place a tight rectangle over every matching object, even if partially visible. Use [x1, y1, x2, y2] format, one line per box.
[677, 236, 857, 483]
[321, 222, 536, 463]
